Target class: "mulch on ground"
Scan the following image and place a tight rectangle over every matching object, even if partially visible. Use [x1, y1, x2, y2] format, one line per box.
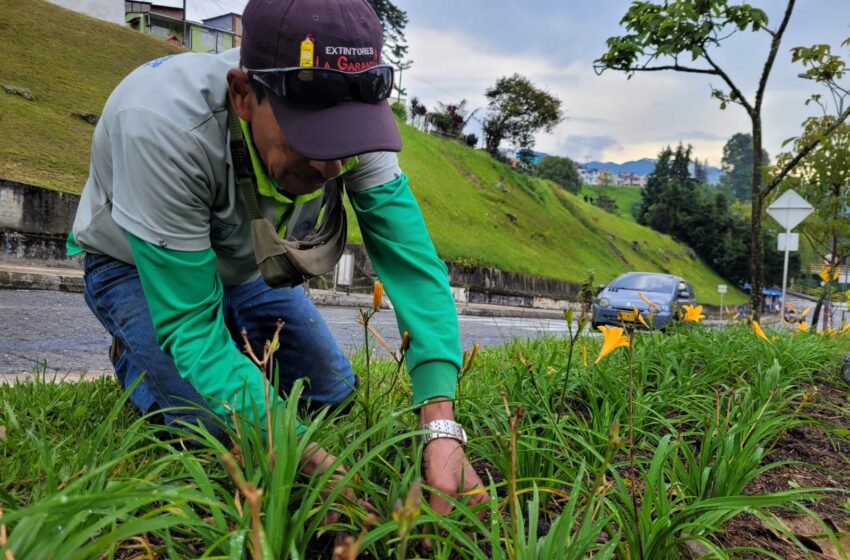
[717, 376, 850, 559]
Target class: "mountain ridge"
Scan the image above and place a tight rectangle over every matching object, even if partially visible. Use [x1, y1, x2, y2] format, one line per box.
[584, 158, 722, 185]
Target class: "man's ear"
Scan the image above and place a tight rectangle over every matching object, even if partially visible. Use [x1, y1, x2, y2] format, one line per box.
[227, 68, 255, 121]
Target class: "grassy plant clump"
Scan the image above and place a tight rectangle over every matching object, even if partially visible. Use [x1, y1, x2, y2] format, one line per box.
[2, 320, 849, 559]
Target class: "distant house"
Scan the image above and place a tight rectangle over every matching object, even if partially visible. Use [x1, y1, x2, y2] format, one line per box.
[203, 13, 243, 46]
[596, 170, 615, 185]
[577, 165, 600, 185]
[616, 172, 646, 188]
[125, 1, 241, 53]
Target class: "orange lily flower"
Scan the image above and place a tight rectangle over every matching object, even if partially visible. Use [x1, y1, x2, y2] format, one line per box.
[795, 321, 809, 333]
[751, 320, 770, 343]
[682, 304, 705, 322]
[372, 280, 383, 310]
[595, 325, 630, 364]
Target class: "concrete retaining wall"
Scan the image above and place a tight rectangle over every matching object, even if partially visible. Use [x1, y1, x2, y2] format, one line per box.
[0, 180, 82, 266]
[0, 180, 579, 304]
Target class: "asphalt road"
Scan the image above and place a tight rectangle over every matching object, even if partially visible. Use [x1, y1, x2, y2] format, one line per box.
[0, 289, 569, 377]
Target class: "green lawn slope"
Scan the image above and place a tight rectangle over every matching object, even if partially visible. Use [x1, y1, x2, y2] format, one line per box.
[0, 0, 181, 191]
[0, 0, 743, 304]
[580, 184, 643, 223]
[348, 126, 743, 304]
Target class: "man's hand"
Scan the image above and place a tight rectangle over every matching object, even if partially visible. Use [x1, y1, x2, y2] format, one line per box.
[300, 443, 374, 527]
[420, 400, 489, 516]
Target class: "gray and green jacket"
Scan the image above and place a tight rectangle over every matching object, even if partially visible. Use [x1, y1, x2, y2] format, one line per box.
[68, 48, 461, 431]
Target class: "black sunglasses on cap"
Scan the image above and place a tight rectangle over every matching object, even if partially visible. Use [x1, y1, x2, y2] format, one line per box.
[246, 65, 394, 108]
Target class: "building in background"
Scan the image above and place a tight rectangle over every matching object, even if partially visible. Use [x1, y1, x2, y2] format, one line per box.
[616, 172, 646, 187]
[125, 1, 241, 53]
[577, 165, 599, 185]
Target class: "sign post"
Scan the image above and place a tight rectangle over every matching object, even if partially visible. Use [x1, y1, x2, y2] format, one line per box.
[717, 284, 727, 323]
[766, 190, 813, 326]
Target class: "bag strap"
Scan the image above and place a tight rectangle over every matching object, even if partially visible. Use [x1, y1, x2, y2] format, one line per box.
[226, 101, 264, 220]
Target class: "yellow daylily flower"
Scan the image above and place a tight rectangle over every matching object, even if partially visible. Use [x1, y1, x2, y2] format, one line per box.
[751, 320, 770, 343]
[682, 304, 705, 323]
[724, 306, 740, 321]
[595, 325, 630, 364]
[819, 264, 840, 283]
[632, 305, 650, 329]
[795, 321, 809, 332]
[798, 306, 812, 321]
[638, 292, 661, 312]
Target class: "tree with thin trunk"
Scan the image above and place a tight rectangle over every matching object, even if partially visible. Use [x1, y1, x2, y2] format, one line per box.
[595, 0, 850, 319]
[774, 117, 850, 331]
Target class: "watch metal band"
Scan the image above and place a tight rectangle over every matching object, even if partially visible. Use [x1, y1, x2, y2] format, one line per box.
[421, 419, 467, 445]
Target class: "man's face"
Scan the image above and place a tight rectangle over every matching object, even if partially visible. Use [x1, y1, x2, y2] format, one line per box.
[249, 95, 349, 195]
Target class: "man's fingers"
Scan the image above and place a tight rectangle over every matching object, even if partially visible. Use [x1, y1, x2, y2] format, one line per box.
[359, 498, 378, 515]
[428, 487, 453, 516]
[461, 461, 489, 519]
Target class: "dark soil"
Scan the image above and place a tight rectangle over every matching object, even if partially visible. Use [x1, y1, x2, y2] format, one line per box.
[716, 376, 850, 559]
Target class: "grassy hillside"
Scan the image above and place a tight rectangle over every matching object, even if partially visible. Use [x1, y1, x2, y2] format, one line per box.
[579, 184, 643, 223]
[0, 0, 182, 192]
[351, 127, 744, 304]
[0, 0, 743, 304]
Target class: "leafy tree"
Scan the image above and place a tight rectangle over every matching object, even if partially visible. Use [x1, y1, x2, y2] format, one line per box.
[638, 144, 696, 234]
[720, 133, 770, 201]
[596, 0, 850, 319]
[594, 194, 618, 214]
[428, 100, 475, 139]
[367, 0, 408, 61]
[774, 116, 850, 329]
[482, 74, 562, 156]
[367, 0, 411, 100]
[536, 155, 581, 193]
[390, 101, 406, 120]
[409, 97, 427, 129]
[694, 158, 707, 184]
[635, 144, 782, 285]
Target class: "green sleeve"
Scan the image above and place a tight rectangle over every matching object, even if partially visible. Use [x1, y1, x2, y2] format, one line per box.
[349, 173, 461, 404]
[127, 232, 304, 436]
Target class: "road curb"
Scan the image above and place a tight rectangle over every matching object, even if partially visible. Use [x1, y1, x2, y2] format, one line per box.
[0, 263, 569, 319]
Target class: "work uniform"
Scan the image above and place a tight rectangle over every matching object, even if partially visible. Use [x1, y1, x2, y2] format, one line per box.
[68, 49, 461, 436]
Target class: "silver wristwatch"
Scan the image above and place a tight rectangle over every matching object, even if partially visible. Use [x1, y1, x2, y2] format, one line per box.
[421, 419, 467, 446]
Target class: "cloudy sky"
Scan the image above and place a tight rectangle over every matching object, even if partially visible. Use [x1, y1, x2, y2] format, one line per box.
[393, 0, 849, 165]
[188, 0, 848, 165]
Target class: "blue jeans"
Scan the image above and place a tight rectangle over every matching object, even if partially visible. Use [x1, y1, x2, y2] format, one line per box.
[82, 253, 355, 441]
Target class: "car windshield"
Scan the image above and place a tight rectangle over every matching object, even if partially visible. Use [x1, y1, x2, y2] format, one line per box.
[609, 274, 675, 294]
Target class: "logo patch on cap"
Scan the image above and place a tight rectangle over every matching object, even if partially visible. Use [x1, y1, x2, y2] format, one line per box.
[299, 34, 314, 67]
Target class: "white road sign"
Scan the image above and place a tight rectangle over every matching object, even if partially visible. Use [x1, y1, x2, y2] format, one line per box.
[717, 284, 727, 294]
[766, 190, 814, 230]
[777, 233, 799, 252]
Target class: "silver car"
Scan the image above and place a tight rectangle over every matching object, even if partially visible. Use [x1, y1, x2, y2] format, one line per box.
[591, 272, 697, 329]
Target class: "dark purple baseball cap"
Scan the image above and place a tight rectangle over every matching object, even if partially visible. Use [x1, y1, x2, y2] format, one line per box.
[240, 0, 402, 160]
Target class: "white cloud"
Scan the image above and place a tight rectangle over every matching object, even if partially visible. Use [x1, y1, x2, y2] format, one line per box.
[403, 18, 841, 166]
